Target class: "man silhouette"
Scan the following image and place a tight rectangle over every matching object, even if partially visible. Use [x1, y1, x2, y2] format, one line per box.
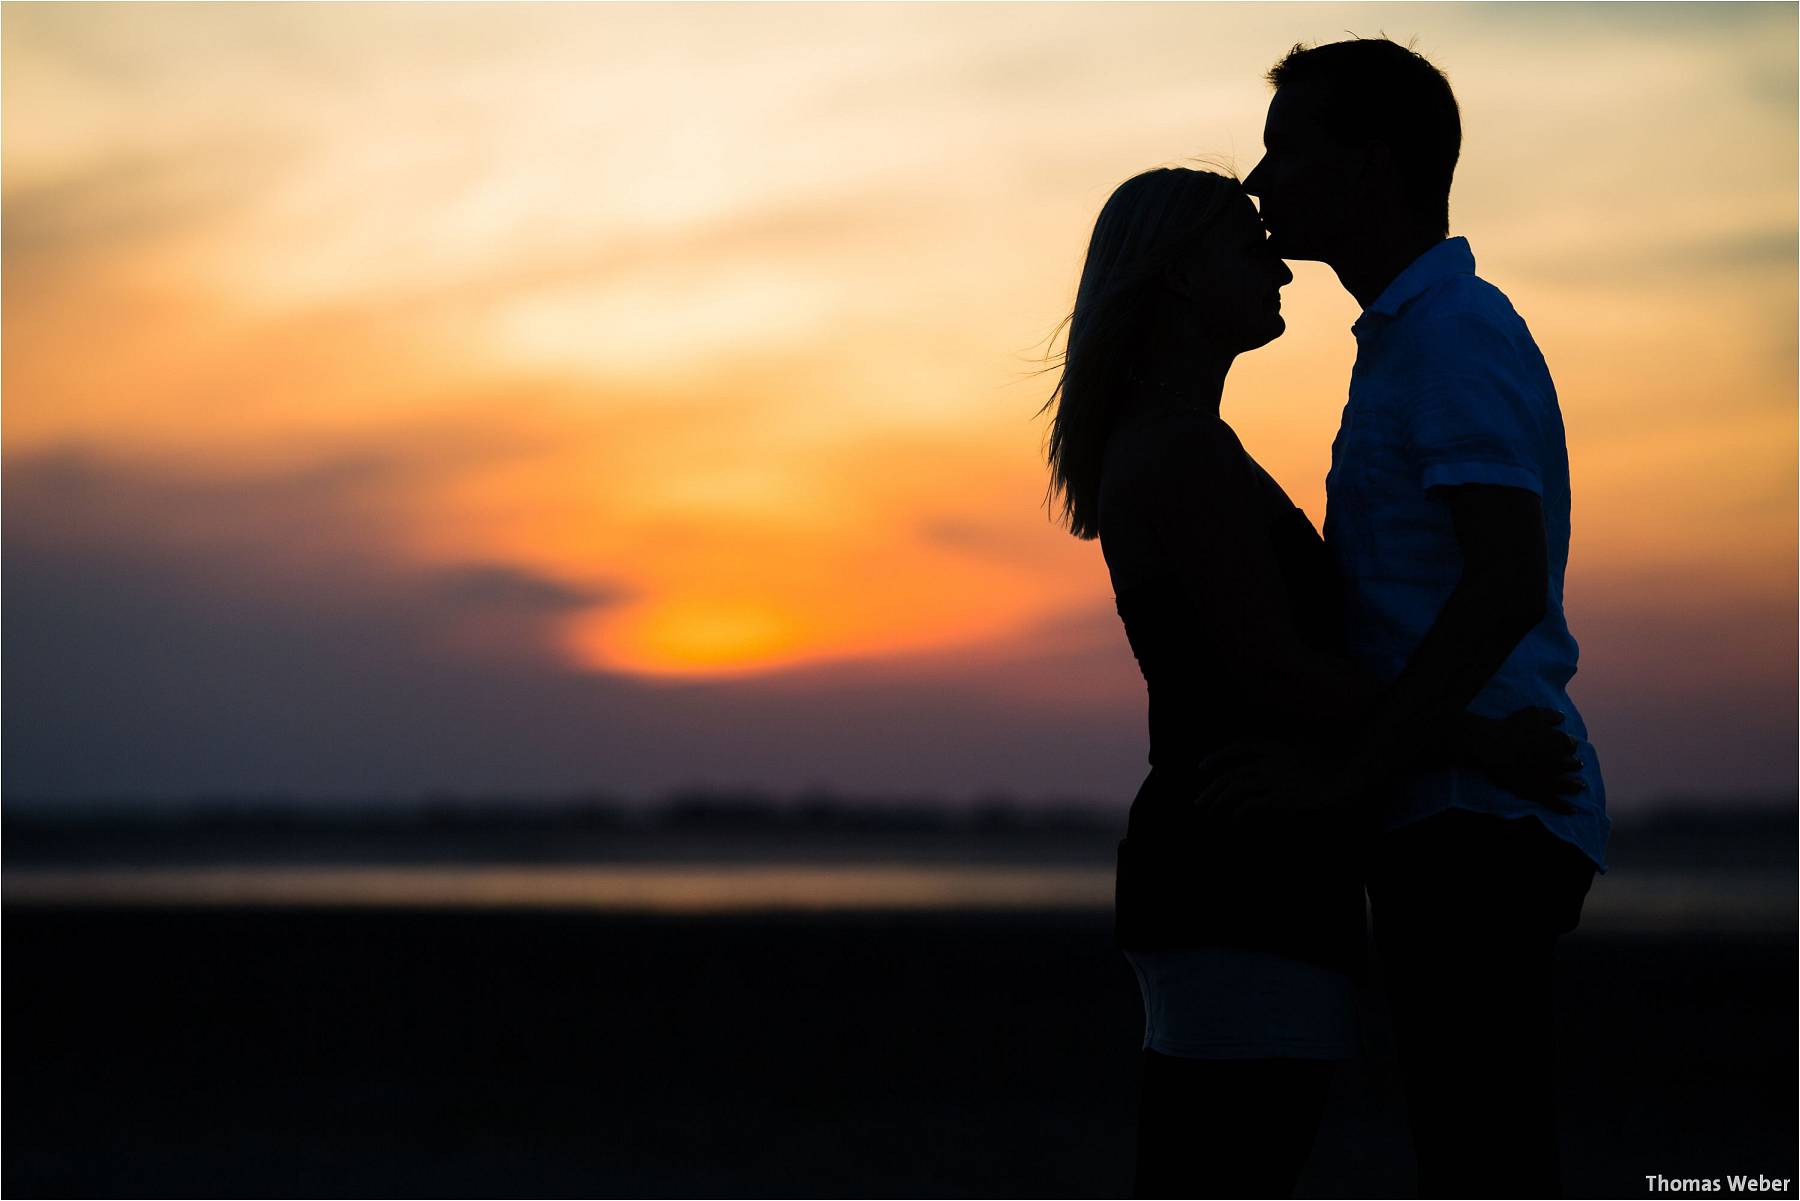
[1242, 37, 1612, 1197]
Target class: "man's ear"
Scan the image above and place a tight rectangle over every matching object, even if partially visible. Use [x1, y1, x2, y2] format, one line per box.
[1356, 139, 1395, 182]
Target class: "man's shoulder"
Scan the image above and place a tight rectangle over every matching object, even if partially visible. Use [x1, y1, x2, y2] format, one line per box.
[1410, 272, 1523, 332]
[1389, 272, 1542, 372]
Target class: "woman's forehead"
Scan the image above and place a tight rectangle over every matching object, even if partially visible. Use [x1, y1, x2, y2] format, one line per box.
[1218, 190, 1260, 229]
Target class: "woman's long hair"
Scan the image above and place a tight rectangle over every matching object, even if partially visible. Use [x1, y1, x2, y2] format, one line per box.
[1039, 168, 1240, 540]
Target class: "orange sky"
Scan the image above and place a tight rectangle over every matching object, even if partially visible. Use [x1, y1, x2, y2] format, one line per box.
[4, 3, 1795, 806]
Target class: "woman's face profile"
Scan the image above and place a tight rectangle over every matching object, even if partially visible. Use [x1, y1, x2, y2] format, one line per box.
[1176, 192, 1294, 355]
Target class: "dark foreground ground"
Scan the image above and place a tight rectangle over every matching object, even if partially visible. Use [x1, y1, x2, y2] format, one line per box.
[5, 907, 1795, 1199]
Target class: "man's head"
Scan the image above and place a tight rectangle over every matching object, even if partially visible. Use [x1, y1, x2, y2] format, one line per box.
[1242, 37, 1461, 263]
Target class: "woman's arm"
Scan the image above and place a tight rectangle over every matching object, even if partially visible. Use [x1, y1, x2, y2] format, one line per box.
[1447, 709, 1583, 814]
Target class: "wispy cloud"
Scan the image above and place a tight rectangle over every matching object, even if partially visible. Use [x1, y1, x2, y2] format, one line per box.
[3, 3, 1794, 803]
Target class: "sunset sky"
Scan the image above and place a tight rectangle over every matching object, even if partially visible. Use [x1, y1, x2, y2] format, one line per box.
[5, 2, 1795, 810]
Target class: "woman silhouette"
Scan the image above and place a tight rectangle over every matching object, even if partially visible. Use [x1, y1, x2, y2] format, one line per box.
[1040, 168, 1578, 1198]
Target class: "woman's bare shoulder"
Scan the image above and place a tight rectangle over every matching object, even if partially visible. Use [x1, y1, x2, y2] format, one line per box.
[1109, 407, 1237, 467]
[1130, 410, 1250, 484]
[1102, 410, 1256, 543]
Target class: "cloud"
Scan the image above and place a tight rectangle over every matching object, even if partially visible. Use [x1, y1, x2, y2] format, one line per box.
[0, 448, 1147, 804]
[3, 4, 1794, 811]
[4, 446, 1793, 809]
[2, 447, 600, 797]
[0, 131, 300, 266]
[425, 564, 617, 612]
[1513, 227, 1800, 289]
[1566, 573, 1797, 807]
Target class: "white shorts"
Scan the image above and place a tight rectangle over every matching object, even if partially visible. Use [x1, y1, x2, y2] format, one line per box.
[1123, 947, 1360, 1060]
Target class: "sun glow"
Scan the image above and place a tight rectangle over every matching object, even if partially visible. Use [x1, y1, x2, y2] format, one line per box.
[4, 1, 1793, 702]
[571, 599, 803, 678]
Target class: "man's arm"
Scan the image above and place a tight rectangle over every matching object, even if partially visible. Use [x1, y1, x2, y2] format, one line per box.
[1339, 482, 1548, 791]
[1194, 480, 1580, 818]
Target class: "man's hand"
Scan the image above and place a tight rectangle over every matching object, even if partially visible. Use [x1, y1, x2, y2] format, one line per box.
[1455, 707, 1584, 815]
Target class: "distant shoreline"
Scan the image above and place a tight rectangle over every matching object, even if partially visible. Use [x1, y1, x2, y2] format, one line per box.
[7, 860, 1794, 936]
[6, 796, 1794, 871]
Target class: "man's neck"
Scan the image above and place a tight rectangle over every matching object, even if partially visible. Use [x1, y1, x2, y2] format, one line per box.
[1328, 227, 1447, 311]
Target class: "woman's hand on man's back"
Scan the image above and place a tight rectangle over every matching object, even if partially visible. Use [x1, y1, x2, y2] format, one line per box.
[1453, 708, 1584, 815]
[1190, 704, 1583, 826]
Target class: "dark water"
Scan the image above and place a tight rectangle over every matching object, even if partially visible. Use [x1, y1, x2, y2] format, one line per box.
[4, 907, 1794, 1198]
[3, 861, 1788, 935]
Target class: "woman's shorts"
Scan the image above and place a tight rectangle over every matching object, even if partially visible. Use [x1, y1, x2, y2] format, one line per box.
[1123, 946, 1359, 1060]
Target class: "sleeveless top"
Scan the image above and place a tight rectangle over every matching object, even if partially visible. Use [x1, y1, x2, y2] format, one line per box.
[1098, 407, 1367, 977]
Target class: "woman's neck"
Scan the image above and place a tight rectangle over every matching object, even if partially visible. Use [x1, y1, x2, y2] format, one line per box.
[1124, 346, 1232, 417]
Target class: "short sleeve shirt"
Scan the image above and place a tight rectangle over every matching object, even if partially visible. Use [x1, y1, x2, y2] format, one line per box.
[1324, 237, 1610, 869]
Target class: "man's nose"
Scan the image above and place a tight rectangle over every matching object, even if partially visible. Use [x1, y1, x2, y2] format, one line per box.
[1243, 158, 1265, 196]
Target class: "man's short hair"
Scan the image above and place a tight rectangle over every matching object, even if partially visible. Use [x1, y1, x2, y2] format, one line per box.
[1268, 36, 1461, 235]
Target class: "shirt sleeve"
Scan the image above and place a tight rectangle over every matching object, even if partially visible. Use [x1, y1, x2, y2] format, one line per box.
[1403, 310, 1547, 496]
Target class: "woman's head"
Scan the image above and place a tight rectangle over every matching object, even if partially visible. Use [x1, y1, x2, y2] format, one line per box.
[1074, 168, 1288, 359]
[1042, 168, 1290, 539]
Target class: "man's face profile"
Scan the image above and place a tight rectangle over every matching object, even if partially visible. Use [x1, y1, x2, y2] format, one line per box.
[1243, 81, 1362, 263]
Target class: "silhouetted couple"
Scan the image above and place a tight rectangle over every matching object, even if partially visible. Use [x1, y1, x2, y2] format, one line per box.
[1042, 37, 1611, 1199]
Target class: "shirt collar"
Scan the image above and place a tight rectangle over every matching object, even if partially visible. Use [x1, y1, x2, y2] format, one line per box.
[1351, 236, 1475, 339]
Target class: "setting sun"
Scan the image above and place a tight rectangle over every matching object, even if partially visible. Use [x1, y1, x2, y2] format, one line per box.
[4, 2, 1792, 805]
